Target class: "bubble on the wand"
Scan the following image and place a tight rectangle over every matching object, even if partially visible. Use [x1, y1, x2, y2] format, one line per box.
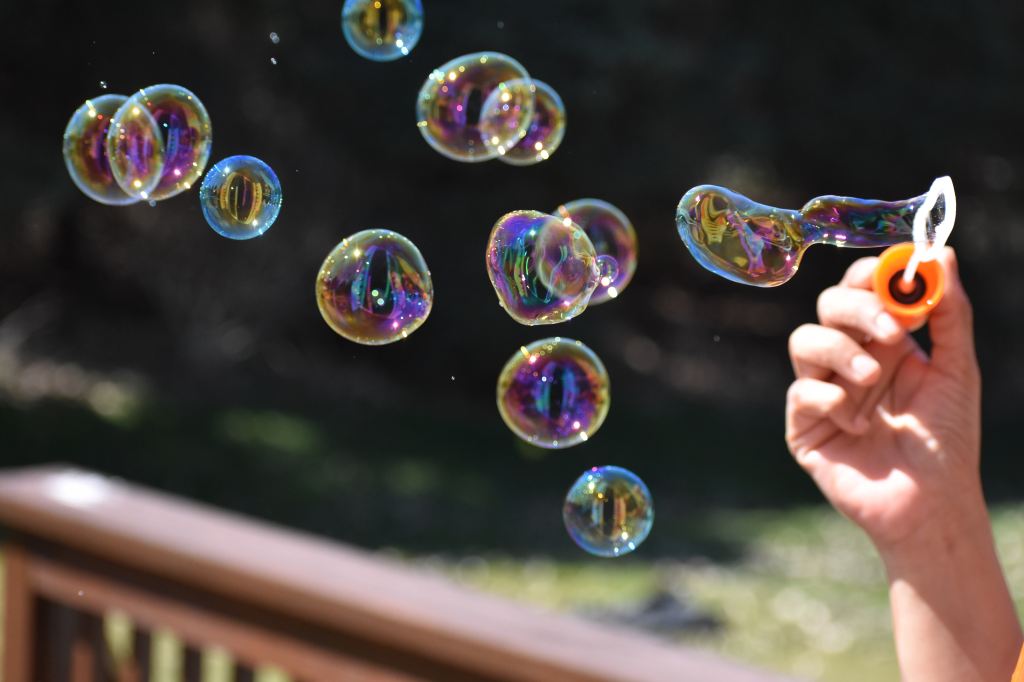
[342, 0, 423, 62]
[110, 84, 212, 201]
[497, 338, 610, 449]
[63, 94, 138, 205]
[556, 199, 637, 303]
[199, 156, 283, 240]
[316, 229, 433, 345]
[563, 466, 653, 557]
[486, 210, 600, 325]
[478, 79, 537, 157]
[676, 184, 926, 287]
[497, 80, 566, 166]
[416, 52, 535, 162]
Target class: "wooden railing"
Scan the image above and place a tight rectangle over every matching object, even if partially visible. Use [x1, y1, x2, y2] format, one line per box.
[0, 466, 795, 681]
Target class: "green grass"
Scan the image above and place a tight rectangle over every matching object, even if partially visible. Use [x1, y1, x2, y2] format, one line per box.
[6, 506, 1024, 681]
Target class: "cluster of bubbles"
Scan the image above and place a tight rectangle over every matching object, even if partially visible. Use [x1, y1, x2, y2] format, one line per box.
[416, 52, 566, 166]
[563, 466, 654, 558]
[316, 230, 433, 345]
[486, 199, 636, 326]
[63, 85, 212, 205]
[64, 29, 646, 557]
[484, 202, 647, 556]
[63, 85, 283, 240]
[342, 0, 424, 62]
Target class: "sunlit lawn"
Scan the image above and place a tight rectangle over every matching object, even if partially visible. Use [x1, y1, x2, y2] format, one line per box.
[4, 505, 1024, 681]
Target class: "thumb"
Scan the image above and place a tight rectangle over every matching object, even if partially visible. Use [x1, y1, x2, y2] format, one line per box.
[927, 247, 977, 374]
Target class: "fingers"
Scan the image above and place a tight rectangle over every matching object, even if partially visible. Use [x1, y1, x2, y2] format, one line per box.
[817, 286, 904, 344]
[786, 378, 869, 438]
[927, 248, 979, 376]
[789, 323, 881, 385]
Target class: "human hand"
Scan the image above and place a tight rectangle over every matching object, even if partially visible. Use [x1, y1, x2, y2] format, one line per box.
[785, 247, 982, 553]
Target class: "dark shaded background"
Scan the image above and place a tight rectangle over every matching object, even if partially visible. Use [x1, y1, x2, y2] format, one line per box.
[2, 0, 1023, 556]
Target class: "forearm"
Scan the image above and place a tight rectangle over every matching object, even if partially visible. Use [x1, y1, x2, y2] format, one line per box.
[880, 491, 1021, 682]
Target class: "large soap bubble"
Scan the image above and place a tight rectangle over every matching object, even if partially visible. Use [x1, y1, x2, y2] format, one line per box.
[416, 52, 535, 162]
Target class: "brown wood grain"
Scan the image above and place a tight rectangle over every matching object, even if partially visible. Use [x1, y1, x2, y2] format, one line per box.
[2, 544, 35, 682]
[0, 466, 794, 682]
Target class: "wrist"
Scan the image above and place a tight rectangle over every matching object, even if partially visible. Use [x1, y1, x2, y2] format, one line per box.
[874, 481, 991, 574]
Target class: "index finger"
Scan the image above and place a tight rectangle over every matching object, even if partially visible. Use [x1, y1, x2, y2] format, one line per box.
[838, 256, 880, 290]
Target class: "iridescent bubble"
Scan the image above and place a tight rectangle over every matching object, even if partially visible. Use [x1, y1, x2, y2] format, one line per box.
[563, 465, 654, 558]
[105, 99, 164, 201]
[479, 78, 538, 157]
[497, 337, 610, 449]
[416, 52, 535, 162]
[62, 94, 139, 205]
[110, 84, 212, 201]
[675, 182, 957, 287]
[199, 156, 283, 240]
[497, 80, 566, 166]
[486, 211, 600, 325]
[342, 0, 423, 61]
[556, 199, 638, 303]
[316, 229, 433, 345]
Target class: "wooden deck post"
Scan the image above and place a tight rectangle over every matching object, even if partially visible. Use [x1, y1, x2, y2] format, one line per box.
[2, 542, 36, 682]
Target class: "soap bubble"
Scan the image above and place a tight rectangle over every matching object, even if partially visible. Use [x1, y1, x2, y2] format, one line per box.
[497, 337, 610, 449]
[63, 94, 139, 205]
[416, 52, 535, 162]
[342, 0, 423, 61]
[486, 210, 601, 325]
[556, 199, 637, 303]
[199, 156, 283, 240]
[563, 465, 653, 557]
[316, 229, 433, 345]
[110, 84, 212, 201]
[497, 79, 566, 166]
[675, 184, 942, 287]
[105, 98, 164, 201]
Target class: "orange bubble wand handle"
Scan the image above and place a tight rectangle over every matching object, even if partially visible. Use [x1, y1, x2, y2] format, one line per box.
[872, 242, 945, 330]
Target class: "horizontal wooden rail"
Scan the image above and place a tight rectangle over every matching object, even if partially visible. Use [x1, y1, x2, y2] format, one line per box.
[0, 465, 796, 681]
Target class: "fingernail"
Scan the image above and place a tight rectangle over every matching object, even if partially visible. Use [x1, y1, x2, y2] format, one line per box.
[875, 311, 901, 338]
[851, 354, 879, 379]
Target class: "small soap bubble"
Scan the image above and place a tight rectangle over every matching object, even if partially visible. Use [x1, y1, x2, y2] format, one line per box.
[417, 52, 535, 162]
[497, 20, 505, 29]
[199, 155, 283, 240]
[498, 80, 566, 166]
[316, 229, 433, 345]
[497, 338, 610, 449]
[99, 80, 108, 89]
[556, 199, 638, 304]
[270, 57, 278, 65]
[109, 84, 212, 201]
[63, 94, 139, 205]
[563, 465, 653, 557]
[342, 0, 423, 62]
[486, 211, 601, 325]
[269, 31, 280, 44]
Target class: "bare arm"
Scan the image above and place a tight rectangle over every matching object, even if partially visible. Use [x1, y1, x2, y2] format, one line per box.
[785, 248, 1021, 681]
